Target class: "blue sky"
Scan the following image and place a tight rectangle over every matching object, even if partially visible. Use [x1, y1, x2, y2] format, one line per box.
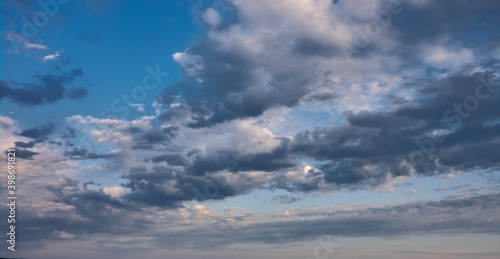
[1, 0, 499, 259]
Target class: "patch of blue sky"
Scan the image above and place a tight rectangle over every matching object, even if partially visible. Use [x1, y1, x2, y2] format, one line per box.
[202, 169, 498, 215]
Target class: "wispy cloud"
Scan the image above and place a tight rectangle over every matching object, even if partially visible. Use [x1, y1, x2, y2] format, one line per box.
[3, 31, 47, 50]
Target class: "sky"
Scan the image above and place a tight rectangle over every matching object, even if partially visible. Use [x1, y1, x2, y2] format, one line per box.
[0, 0, 499, 258]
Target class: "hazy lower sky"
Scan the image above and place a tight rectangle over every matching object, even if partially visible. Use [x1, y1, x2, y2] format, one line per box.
[1, 0, 499, 258]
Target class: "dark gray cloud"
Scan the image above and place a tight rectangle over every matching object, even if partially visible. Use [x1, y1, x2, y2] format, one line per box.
[150, 153, 190, 166]
[45, 179, 129, 216]
[120, 142, 287, 207]
[392, 1, 500, 45]
[155, 1, 500, 130]
[16, 123, 55, 141]
[0, 68, 88, 106]
[291, 37, 340, 58]
[131, 126, 179, 150]
[146, 0, 500, 201]
[120, 165, 254, 207]
[121, 166, 187, 208]
[5, 179, 148, 245]
[281, 67, 500, 188]
[64, 148, 117, 160]
[116, 66, 500, 203]
[14, 140, 36, 148]
[152, 0, 500, 130]
[4, 147, 39, 160]
[157, 35, 314, 128]
[186, 139, 294, 176]
[5, 177, 498, 251]
[272, 192, 302, 204]
[302, 91, 339, 102]
[122, 166, 177, 189]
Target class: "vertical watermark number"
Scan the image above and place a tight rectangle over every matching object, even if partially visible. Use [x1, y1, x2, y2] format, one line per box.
[6, 149, 17, 251]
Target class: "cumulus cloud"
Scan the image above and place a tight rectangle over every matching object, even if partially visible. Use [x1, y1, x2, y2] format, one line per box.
[147, 0, 500, 202]
[159, 0, 497, 129]
[50, 66, 499, 208]
[2, 1, 496, 212]
[202, 7, 222, 27]
[172, 52, 203, 77]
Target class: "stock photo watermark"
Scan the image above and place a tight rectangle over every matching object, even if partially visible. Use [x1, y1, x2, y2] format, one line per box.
[305, 236, 339, 259]
[5, 0, 70, 53]
[401, 73, 500, 173]
[110, 64, 169, 118]
[340, 0, 403, 60]
[6, 149, 17, 251]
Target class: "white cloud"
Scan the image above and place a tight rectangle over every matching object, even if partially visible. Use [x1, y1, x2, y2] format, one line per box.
[421, 45, 474, 69]
[229, 119, 281, 153]
[42, 51, 61, 61]
[172, 52, 203, 77]
[202, 7, 222, 27]
[23, 42, 48, 50]
[129, 103, 146, 112]
[191, 0, 412, 118]
[103, 186, 125, 198]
